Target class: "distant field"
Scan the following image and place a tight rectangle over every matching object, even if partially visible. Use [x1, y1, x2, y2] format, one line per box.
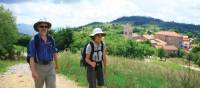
[58, 51, 200, 88]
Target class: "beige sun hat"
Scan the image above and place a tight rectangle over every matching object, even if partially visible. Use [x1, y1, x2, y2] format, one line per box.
[33, 18, 51, 32]
[90, 28, 106, 37]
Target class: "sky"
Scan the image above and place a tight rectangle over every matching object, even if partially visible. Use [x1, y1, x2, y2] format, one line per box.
[0, 0, 200, 28]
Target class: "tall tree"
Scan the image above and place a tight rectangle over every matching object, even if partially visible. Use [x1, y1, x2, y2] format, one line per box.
[0, 5, 18, 60]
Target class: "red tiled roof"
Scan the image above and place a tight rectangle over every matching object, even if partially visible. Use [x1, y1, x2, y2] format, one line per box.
[163, 45, 178, 51]
[143, 35, 154, 40]
[154, 39, 167, 45]
[155, 31, 180, 37]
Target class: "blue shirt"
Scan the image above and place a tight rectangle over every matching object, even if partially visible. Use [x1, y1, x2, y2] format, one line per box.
[28, 34, 57, 62]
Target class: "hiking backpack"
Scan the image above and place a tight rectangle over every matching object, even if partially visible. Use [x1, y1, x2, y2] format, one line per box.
[80, 41, 104, 67]
[26, 34, 55, 63]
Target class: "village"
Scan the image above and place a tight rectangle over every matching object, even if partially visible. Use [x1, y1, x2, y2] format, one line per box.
[123, 24, 193, 56]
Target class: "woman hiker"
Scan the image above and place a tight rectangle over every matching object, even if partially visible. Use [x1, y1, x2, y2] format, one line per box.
[85, 28, 108, 88]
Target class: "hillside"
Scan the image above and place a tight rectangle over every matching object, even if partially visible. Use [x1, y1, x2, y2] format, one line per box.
[17, 16, 200, 35]
[112, 16, 200, 34]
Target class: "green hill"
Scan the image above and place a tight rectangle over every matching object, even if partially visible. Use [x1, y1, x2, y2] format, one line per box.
[112, 16, 200, 34]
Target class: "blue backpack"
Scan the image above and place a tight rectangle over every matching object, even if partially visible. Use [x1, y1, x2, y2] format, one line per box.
[80, 41, 104, 67]
[26, 34, 55, 63]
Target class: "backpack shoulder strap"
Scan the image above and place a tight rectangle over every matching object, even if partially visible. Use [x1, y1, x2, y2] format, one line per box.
[89, 41, 94, 61]
[47, 34, 55, 47]
[34, 34, 40, 49]
[100, 41, 104, 52]
[89, 41, 94, 53]
[100, 41, 104, 61]
[33, 34, 40, 63]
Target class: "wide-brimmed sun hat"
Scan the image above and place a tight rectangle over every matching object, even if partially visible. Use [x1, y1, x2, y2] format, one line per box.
[33, 19, 51, 32]
[90, 28, 106, 37]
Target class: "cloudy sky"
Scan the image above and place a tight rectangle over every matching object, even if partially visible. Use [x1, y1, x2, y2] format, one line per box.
[1, 0, 200, 28]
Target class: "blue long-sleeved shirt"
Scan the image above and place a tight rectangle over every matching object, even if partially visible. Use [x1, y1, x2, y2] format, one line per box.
[28, 34, 57, 62]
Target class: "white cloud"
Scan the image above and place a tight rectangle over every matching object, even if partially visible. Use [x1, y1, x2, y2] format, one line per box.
[133, 0, 200, 24]
[2, 0, 200, 28]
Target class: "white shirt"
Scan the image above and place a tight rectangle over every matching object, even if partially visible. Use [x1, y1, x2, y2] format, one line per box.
[86, 41, 106, 62]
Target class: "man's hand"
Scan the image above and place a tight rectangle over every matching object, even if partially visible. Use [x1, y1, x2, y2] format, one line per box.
[31, 70, 39, 80]
[30, 57, 39, 80]
[53, 53, 59, 71]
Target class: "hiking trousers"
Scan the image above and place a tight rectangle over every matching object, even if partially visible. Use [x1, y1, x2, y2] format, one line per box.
[34, 63, 56, 88]
[87, 62, 104, 88]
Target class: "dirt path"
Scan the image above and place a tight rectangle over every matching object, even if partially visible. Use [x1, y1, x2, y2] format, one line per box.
[0, 64, 83, 88]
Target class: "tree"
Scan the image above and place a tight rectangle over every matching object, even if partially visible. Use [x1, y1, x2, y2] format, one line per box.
[191, 46, 200, 53]
[158, 48, 167, 61]
[143, 40, 152, 46]
[16, 34, 31, 47]
[186, 32, 193, 38]
[178, 48, 185, 57]
[0, 5, 18, 60]
[192, 35, 200, 46]
[188, 52, 200, 67]
[188, 44, 200, 67]
[54, 28, 73, 51]
[48, 29, 55, 36]
[70, 29, 90, 53]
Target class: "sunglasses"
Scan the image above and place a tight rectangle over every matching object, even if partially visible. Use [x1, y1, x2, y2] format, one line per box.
[39, 25, 48, 28]
[96, 34, 103, 37]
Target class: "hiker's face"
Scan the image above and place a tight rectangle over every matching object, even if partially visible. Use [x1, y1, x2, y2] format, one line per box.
[38, 23, 48, 35]
[94, 34, 103, 43]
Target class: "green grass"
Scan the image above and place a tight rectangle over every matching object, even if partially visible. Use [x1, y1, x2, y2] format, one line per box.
[0, 45, 26, 73]
[58, 51, 200, 88]
[0, 60, 25, 73]
[58, 51, 88, 86]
